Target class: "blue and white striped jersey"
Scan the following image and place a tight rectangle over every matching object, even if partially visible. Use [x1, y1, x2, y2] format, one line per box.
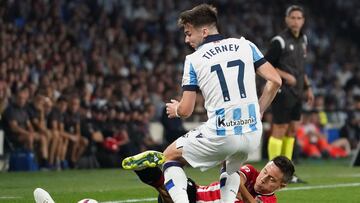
[182, 34, 266, 136]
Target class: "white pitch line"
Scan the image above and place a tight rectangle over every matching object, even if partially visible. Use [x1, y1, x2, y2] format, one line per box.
[101, 182, 360, 203]
[280, 182, 360, 191]
[101, 198, 157, 203]
[298, 173, 360, 178]
[0, 196, 22, 199]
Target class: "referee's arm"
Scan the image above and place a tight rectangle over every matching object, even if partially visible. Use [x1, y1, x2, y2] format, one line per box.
[265, 40, 296, 86]
[265, 39, 282, 66]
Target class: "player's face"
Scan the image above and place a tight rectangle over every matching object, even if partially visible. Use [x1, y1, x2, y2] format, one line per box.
[254, 161, 286, 194]
[183, 23, 205, 49]
[285, 10, 305, 34]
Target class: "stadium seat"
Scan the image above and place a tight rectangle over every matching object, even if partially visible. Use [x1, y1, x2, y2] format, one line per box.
[9, 148, 38, 171]
[326, 128, 340, 143]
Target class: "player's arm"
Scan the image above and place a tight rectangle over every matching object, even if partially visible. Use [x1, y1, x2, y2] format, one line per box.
[247, 40, 281, 116]
[166, 91, 197, 118]
[166, 56, 198, 119]
[256, 62, 282, 116]
[237, 172, 257, 203]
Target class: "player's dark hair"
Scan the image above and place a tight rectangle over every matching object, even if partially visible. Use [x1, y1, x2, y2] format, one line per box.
[272, 156, 295, 183]
[178, 4, 218, 29]
[285, 5, 304, 17]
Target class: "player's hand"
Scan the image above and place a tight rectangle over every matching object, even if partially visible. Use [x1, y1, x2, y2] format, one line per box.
[166, 99, 179, 118]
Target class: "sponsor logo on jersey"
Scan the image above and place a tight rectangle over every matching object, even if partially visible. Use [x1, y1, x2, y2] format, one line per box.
[216, 116, 256, 128]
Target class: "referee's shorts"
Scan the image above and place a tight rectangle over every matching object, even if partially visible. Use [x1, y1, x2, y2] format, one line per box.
[271, 88, 302, 124]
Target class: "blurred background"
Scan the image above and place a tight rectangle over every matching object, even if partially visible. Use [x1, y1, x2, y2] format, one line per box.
[0, 0, 359, 172]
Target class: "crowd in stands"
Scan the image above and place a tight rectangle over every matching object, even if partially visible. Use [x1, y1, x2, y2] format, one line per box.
[0, 0, 359, 170]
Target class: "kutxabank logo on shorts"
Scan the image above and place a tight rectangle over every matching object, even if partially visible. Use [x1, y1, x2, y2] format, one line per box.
[216, 115, 256, 128]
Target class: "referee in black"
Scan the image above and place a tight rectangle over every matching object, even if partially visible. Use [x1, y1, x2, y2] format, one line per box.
[265, 5, 314, 183]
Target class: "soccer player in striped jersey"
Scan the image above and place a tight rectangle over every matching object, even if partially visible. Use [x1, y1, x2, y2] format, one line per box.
[33, 155, 294, 203]
[122, 152, 294, 203]
[161, 4, 281, 203]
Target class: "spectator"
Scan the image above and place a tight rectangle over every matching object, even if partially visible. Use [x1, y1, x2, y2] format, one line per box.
[64, 97, 89, 167]
[0, 80, 10, 116]
[47, 97, 72, 169]
[2, 87, 48, 162]
[28, 94, 60, 168]
[297, 111, 350, 158]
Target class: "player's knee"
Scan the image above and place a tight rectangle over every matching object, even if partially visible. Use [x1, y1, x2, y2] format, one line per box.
[163, 151, 175, 162]
[163, 145, 182, 162]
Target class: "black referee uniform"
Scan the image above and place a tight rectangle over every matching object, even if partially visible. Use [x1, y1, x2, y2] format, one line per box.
[265, 28, 308, 124]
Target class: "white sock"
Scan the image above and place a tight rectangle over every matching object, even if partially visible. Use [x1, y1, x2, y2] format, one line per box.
[220, 172, 240, 203]
[163, 162, 189, 203]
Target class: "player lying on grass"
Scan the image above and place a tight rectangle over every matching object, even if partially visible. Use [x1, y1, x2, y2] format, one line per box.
[122, 151, 295, 203]
[33, 152, 294, 203]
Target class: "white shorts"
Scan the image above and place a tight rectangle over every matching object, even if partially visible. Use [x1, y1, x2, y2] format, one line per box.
[176, 124, 262, 174]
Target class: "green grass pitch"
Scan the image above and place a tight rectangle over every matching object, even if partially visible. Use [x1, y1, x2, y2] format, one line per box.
[0, 158, 360, 203]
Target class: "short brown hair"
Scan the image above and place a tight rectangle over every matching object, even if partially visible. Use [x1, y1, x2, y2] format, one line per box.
[272, 156, 295, 183]
[178, 4, 218, 28]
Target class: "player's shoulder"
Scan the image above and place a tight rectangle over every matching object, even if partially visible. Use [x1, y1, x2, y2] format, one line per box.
[240, 164, 257, 173]
[225, 36, 246, 42]
[184, 52, 201, 67]
[226, 37, 259, 52]
[239, 164, 258, 184]
[302, 33, 308, 45]
[226, 36, 253, 46]
[270, 35, 286, 50]
[257, 193, 277, 203]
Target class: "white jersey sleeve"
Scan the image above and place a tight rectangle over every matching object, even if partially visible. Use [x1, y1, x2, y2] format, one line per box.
[247, 40, 266, 66]
[182, 56, 200, 91]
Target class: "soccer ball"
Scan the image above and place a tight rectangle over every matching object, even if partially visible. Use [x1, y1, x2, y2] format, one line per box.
[77, 199, 98, 203]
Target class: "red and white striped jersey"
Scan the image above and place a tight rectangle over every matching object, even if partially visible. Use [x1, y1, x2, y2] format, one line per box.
[195, 164, 277, 203]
